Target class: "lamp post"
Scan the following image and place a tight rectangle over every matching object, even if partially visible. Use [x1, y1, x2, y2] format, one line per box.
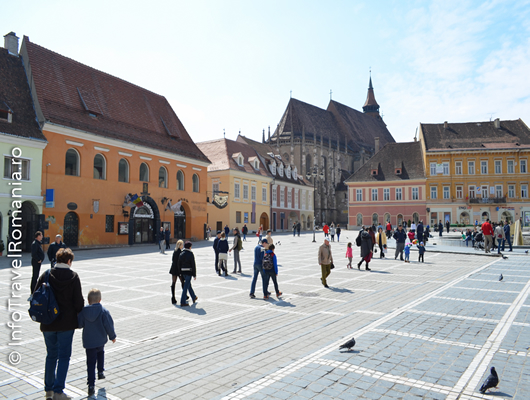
[307, 166, 324, 243]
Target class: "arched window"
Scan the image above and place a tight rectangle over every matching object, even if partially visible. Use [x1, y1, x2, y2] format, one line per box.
[159, 166, 168, 188]
[356, 213, 363, 226]
[412, 212, 419, 224]
[397, 214, 404, 226]
[118, 158, 129, 183]
[192, 174, 199, 192]
[372, 213, 379, 226]
[139, 163, 149, 182]
[177, 170, 184, 190]
[65, 148, 80, 176]
[93, 154, 106, 180]
[306, 154, 312, 176]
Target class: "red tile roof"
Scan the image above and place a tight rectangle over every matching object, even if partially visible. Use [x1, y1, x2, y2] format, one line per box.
[21, 37, 209, 163]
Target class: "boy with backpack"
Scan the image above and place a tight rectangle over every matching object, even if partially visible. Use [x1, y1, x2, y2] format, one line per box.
[77, 288, 116, 396]
[262, 244, 282, 299]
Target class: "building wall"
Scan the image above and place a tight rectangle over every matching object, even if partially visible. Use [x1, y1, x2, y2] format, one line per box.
[424, 149, 530, 225]
[347, 180, 427, 228]
[270, 183, 314, 231]
[41, 124, 208, 247]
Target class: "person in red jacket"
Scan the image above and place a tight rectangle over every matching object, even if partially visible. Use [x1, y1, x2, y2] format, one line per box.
[481, 219, 493, 253]
[323, 224, 330, 238]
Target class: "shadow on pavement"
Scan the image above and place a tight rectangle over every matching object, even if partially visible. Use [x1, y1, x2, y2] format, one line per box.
[273, 300, 295, 308]
[329, 287, 354, 293]
[488, 391, 512, 398]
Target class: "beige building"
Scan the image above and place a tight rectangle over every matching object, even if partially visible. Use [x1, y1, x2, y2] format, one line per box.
[197, 138, 273, 233]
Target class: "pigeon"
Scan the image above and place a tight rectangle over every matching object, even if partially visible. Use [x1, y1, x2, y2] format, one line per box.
[479, 366, 499, 394]
[499, 274, 503, 281]
[525, 250, 528, 254]
[276, 241, 281, 246]
[502, 254, 508, 259]
[339, 337, 356, 351]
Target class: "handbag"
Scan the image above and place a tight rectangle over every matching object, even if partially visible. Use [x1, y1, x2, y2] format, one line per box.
[330, 263, 335, 269]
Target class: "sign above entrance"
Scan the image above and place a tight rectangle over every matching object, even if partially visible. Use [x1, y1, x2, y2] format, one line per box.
[212, 191, 229, 209]
[67, 202, 77, 210]
[133, 203, 154, 218]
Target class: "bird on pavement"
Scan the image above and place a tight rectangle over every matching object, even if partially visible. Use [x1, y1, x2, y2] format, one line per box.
[499, 274, 503, 281]
[502, 254, 508, 259]
[276, 241, 281, 246]
[479, 366, 499, 394]
[339, 337, 356, 351]
[525, 250, 528, 254]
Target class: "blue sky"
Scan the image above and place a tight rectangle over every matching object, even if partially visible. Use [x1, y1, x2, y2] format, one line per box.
[3, 0, 530, 144]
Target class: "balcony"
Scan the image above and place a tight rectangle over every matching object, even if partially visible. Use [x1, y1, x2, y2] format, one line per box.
[468, 197, 506, 204]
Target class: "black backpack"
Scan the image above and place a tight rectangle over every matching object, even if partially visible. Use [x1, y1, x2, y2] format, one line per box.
[28, 269, 60, 324]
[355, 232, 362, 247]
[263, 252, 274, 270]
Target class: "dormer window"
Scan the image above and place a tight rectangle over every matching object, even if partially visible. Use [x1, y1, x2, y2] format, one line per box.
[278, 163, 284, 177]
[286, 165, 291, 179]
[238, 157, 244, 166]
[371, 169, 378, 176]
[232, 152, 244, 166]
[293, 167, 297, 180]
[248, 156, 259, 170]
[270, 162, 276, 175]
[395, 168, 402, 175]
[0, 101, 13, 123]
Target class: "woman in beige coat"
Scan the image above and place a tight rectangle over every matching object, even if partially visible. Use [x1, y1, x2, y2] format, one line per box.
[375, 227, 387, 259]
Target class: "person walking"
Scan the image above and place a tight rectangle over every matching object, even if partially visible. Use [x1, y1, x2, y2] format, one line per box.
[438, 220, 443, 237]
[263, 244, 282, 298]
[393, 225, 406, 261]
[265, 229, 273, 246]
[318, 238, 333, 287]
[224, 224, 230, 239]
[296, 221, 301, 237]
[357, 230, 372, 270]
[446, 220, 450, 233]
[178, 241, 198, 307]
[250, 239, 269, 298]
[502, 220, 513, 252]
[375, 227, 387, 258]
[213, 230, 221, 274]
[31, 231, 45, 294]
[217, 232, 229, 276]
[257, 225, 263, 244]
[424, 224, 430, 244]
[164, 226, 171, 250]
[386, 221, 392, 238]
[368, 226, 376, 251]
[206, 225, 211, 240]
[346, 242, 353, 268]
[410, 221, 416, 233]
[336, 224, 342, 242]
[416, 221, 424, 243]
[494, 222, 505, 255]
[292, 222, 297, 237]
[158, 227, 166, 254]
[47, 234, 66, 268]
[330, 223, 336, 242]
[242, 224, 248, 241]
[465, 229, 472, 247]
[229, 228, 243, 273]
[482, 219, 493, 253]
[169, 240, 184, 304]
[35, 248, 84, 400]
[323, 223, 329, 238]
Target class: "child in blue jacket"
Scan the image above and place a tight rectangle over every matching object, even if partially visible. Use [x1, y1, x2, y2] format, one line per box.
[78, 289, 116, 396]
[417, 242, 426, 262]
[263, 244, 282, 299]
[404, 243, 411, 263]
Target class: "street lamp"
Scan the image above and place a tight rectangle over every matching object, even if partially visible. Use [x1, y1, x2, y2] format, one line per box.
[306, 166, 324, 243]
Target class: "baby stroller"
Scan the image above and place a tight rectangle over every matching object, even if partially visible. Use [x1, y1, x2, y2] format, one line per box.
[474, 232, 484, 250]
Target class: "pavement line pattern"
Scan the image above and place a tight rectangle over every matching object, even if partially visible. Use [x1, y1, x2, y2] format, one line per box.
[220, 258, 502, 399]
[451, 286, 520, 294]
[433, 296, 511, 305]
[406, 309, 502, 323]
[371, 329, 484, 350]
[448, 278, 530, 400]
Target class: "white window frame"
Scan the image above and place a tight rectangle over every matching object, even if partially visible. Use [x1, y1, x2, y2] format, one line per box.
[251, 185, 256, 201]
[356, 189, 362, 201]
[371, 188, 378, 201]
[522, 184, 528, 199]
[455, 161, 462, 175]
[468, 161, 475, 175]
[507, 160, 514, 174]
[262, 187, 267, 202]
[279, 186, 284, 207]
[508, 184, 515, 198]
[521, 159, 527, 174]
[495, 185, 503, 198]
[456, 186, 463, 199]
[443, 186, 450, 199]
[4, 156, 31, 181]
[396, 188, 402, 201]
[287, 188, 292, 208]
[430, 186, 437, 199]
[412, 187, 419, 200]
[272, 185, 277, 204]
[213, 181, 220, 193]
[480, 160, 488, 174]
[469, 185, 475, 198]
[383, 188, 390, 201]
[294, 189, 298, 208]
[234, 182, 240, 199]
[430, 162, 436, 176]
[442, 162, 449, 175]
[494, 160, 502, 174]
[243, 184, 249, 200]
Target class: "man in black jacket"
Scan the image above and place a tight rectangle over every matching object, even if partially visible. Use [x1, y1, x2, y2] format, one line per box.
[47, 234, 66, 267]
[393, 225, 406, 261]
[164, 227, 171, 250]
[31, 231, 45, 293]
[178, 241, 197, 307]
[213, 231, 221, 273]
[158, 227, 165, 254]
[416, 221, 424, 243]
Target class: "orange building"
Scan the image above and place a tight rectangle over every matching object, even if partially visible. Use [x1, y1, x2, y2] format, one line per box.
[20, 37, 210, 247]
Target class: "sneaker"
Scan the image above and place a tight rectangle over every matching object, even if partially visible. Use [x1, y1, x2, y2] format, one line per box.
[249, 294, 256, 299]
[276, 292, 282, 297]
[53, 393, 72, 400]
[45, 391, 53, 400]
[98, 372, 105, 380]
[180, 303, 189, 307]
[88, 386, 95, 396]
[324, 284, 329, 288]
[264, 296, 269, 299]
[193, 296, 198, 304]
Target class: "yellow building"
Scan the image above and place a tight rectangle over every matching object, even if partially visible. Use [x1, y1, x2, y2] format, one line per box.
[197, 138, 273, 233]
[419, 119, 530, 227]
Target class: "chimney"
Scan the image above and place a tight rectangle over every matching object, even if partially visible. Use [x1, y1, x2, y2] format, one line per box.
[3, 32, 19, 55]
[374, 137, 380, 153]
[494, 118, 501, 129]
[444, 121, 448, 129]
[268, 126, 271, 142]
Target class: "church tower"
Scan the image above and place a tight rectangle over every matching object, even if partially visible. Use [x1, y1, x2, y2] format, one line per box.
[362, 74, 381, 119]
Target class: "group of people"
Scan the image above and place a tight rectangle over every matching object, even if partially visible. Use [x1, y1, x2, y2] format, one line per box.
[292, 221, 302, 236]
[30, 234, 116, 400]
[473, 219, 513, 253]
[390, 223, 427, 262]
[322, 223, 342, 242]
[157, 226, 171, 254]
[169, 240, 199, 306]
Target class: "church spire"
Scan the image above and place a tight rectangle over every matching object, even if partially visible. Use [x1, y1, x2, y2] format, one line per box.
[363, 71, 380, 118]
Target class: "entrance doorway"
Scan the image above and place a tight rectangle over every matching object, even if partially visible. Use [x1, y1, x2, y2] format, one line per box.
[260, 212, 269, 231]
[133, 204, 155, 243]
[64, 212, 79, 247]
[174, 205, 186, 240]
[272, 212, 277, 232]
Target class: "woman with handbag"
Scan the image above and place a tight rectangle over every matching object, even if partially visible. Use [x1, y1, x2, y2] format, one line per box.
[357, 230, 372, 271]
[375, 227, 387, 259]
[216, 232, 229, 276]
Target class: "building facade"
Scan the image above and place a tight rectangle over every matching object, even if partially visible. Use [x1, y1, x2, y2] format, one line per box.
[420, 119, 530, 226]
[346, 142, 427, 228]
[20, 36, 210, 247]
[1, 33, 48, 252]
[197, 138, 272, 234]
[237, 135, 313, 231]
[266, 77, 395, 227]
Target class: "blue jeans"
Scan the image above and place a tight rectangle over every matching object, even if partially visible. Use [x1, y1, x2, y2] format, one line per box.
[502, 237, 512, 251]
[181, 275, 196, 305]
[43, 330, 75, 393]
[86, 346, 104, 386]
[243, 233, 246, 241]
[250, 264, 267, 296]
[264, 270, 280, 294]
